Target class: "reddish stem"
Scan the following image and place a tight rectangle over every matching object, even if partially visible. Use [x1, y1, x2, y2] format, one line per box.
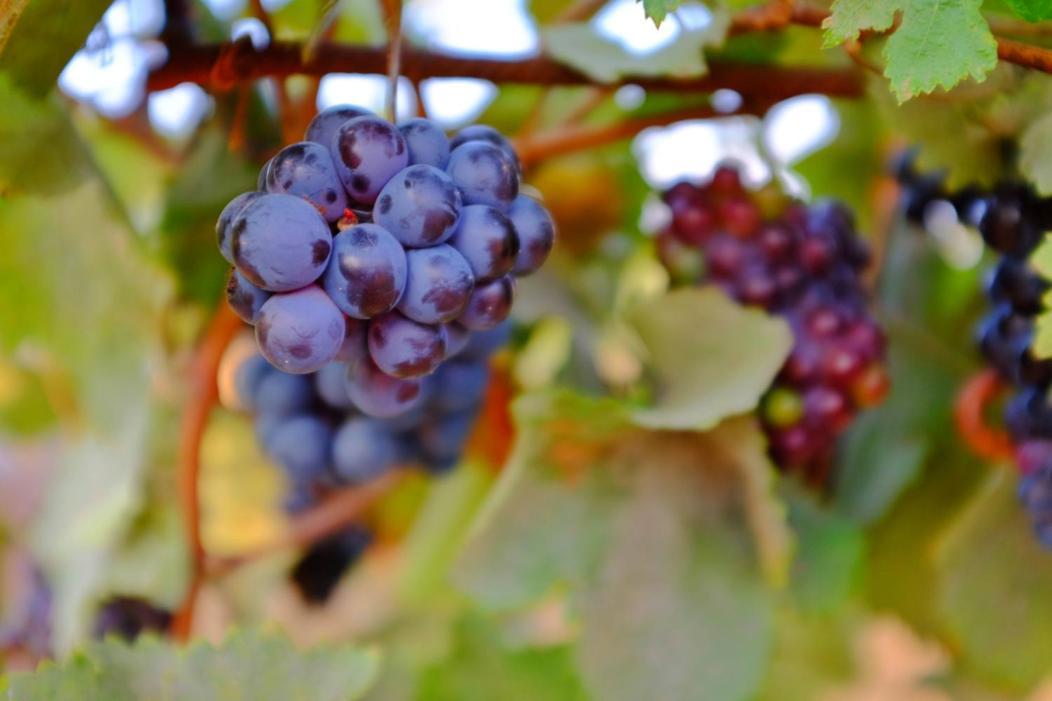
[955, 369, 1016, 464]
[171, 303, 241, 641]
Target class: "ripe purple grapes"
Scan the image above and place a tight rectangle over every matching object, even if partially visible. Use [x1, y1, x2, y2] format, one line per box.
[374, 164, 462, 247]
[507, 195, 555, 276]
[231, 193, 332, 292]
[264, 141, 348, 222]
[323, 223, 408, 319]
[448, 204, 519, 281]
[400, 118, 451, 169]
[332, 115, 409, 204]
[256, 286, 346, 374]
[368, 311, 447, 378]
[398, 245, 475, 324]
[446, 141, 518, 208]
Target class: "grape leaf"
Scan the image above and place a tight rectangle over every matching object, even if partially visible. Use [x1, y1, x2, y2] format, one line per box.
[625, 287, 793, 431]
[576, 429, 774, 701]
[639, 0, 683, 26]
[935, 472, 1052, 691]
[785, 487, 864, 614]
[543, 12, 728, 83]
[0, 0, 110, 97]
[6, 629, 380, 700]
[0, 75, 92, 195]
[1002, 0, 1052, 21]
[753, 608, 856, 701]
[823, 0, 998, 101]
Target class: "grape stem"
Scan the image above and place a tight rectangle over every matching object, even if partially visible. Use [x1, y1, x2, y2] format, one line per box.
[171, 302, 241, 642]
[204, 472, 404, 576]
[380, 0, 403, 123]
[955, 369, 1016, 464]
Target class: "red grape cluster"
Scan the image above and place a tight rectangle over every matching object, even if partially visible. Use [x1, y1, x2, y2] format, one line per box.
[897, 156, 1052, 547]
[657, 165, 889, 478]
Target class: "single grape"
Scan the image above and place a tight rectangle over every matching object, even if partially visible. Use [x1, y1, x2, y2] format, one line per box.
[315, 362, 354, 409]
[761, 387, 803, 428]
[446, 141, 519, 209]
[802, 385, 852, 431]
[231, 193, 332, 292]
[255, 371, 314, 416]
[226, 268, 271, 324]
[217, 191, 262, 264]
[444, 322, 471, 359]
[507, 195, 555, 276]
[987, 257, 1048, 315]
[234, 353, 274, 412]
[94, 597, 171, 642]
[368, 312, 447, 378]
[415, 407, 480, 473]
[399, 118, 451, 169]
[335, 316, 369, 362]
[331, 416, 403, 484]
[428, 360, 489, 413]
[447, 204, 519, 281]
[323, 223, 408, 319]
[460, 320, 512, 360]
[267, 414, 334, 481]
[457, 275, 514, 330]
[290, 527, 373, 604]
[719, 197, 761, 237]
[978, 194, 1039, 257]
[256, 286, 346, 374]
[257, 160, 271, 191]
[449, 124, 520, 173]
[345, 354, 426, 418]
[332, 115, 409, 205]
[374, 164, 462, 248]
[1005, 387, 1052, 442]
[264, 141, 348, 223]
[398, 245, 475, 324]
[305, 104, 374, 147]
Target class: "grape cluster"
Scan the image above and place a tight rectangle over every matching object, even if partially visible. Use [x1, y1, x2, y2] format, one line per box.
[93, 596, 172, 642]
[896, 156, 1052, 548]
[657, 165, 889, 477]
[217, 107, 553, 417]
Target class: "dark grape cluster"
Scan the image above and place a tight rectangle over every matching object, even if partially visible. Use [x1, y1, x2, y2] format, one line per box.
[657, 165, 889, 477]
[218, 107, 553, 412]
[896, 154, 1052, 548]
[93, 596, 172, 642]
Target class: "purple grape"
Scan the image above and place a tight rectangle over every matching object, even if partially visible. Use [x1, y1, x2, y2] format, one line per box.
[226, 268, 270, 324]
[234, 353, 273, 411]
[256, 371, 314, 416]
[447, 204, 519, 281]
[264, 141, 348, 223]
[460, 320, 512, 360]
[267, 414, 334, 481]
[416, 407, 479, 473]
[446, 141, 518, 208]
[444, 322, 471, 359]
[257, 159, 271, 191]
[398, 245, 475, 324]
[399, 118, 451, 169]
[332, 417, 402, 484]
[323, 223, 407, 319]
[457, 275, 514, 330]
[231, 193, 332, 292]
[315, 362, 354, 409]
[306, 105, 374, 147]
[335, 316, 369, 362]
[449, 124, 520, 173]
[368, 312, 448, 378]
[332, 116, 408, 205]
[94, 597, 171, 642]
[507, 195, 555, 276]
[345, 355, 426, 418]
[256, 286, 346, 374]
[217, 191, 262, 264]
[429, 360, 489, 412]
[374, 164, 462, 248]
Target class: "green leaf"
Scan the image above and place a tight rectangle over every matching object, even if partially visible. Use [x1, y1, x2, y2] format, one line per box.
[785, 487, 864, 614]
[0, 75, 92, 195]
[639, 0, 683, 26]
[1002, 0, 1052, 21]
[576, 430, 774, 701]
[0, 0, 109, 97]
[7, 629, 380, 700]
[753, 608, 857, 701]
[543, 13, 728, 83]
[416, 614, 589, 701]
[625, 287, 793, 431]
[935, 472, 1052, 691]
[824, 0, 998, 101]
